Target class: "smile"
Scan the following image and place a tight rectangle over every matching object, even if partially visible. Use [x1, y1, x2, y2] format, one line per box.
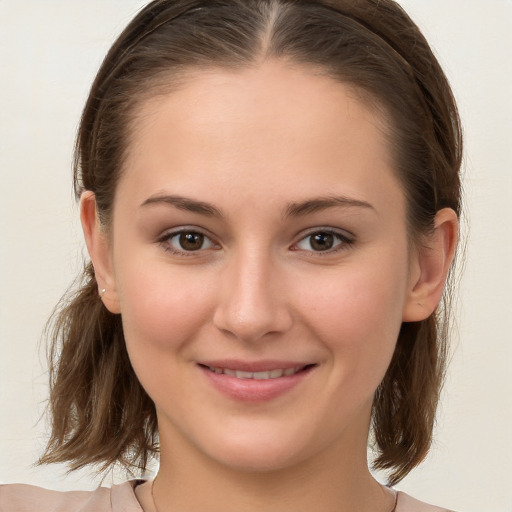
[198, 362, 316, 402]
[205, 366, 306, 380]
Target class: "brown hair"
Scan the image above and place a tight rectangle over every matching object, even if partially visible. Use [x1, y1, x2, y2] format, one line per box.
[40, 0, 462, 485]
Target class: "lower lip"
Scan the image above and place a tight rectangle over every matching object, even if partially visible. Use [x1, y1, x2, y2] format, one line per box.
[199, 365, 314, 403]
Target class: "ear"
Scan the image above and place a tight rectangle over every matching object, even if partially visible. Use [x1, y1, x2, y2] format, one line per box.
[80, 191, 121, 314]
[402, 208, 458, 322]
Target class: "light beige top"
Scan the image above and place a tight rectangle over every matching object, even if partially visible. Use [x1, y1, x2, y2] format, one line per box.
[0, 480, 455, 512]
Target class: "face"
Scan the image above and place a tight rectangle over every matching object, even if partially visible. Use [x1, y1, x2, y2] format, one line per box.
[93, 61, 423, 472]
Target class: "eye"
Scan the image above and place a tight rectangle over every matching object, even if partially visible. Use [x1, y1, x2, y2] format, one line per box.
[294, 230, 352, 253]
[160, 229, 217, 254]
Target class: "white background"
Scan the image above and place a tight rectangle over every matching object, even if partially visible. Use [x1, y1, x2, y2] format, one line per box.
[0, 1, 511, 510]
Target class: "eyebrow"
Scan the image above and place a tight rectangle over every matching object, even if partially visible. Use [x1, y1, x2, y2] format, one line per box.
[284, 195, 375, 217]
[140, 194, 224, 217]
[140, 193, 375, 218]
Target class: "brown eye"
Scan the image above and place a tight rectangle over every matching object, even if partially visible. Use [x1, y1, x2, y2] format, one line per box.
[295, 230, 352, 253]
[179, 232, 205, 251]
[309, 232, 334, 251]
[163, 230, 216, 253]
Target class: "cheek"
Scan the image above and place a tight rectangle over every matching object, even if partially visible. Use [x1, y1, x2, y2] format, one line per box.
[115, 262, 219, 415]
[295, 256, 409, 385]
[301, 266, 407, 339]
[114, 256, 215, 356]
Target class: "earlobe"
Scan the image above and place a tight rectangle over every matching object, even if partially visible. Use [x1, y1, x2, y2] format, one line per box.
[80, 191, 121, 314]
[402, 208, 458, 322]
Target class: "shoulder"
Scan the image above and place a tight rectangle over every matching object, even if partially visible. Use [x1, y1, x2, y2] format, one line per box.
[0, 481, 142, 512]
[396, 490, 457, 512]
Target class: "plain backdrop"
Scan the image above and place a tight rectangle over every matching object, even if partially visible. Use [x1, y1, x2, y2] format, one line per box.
[0, 1, 511, 511]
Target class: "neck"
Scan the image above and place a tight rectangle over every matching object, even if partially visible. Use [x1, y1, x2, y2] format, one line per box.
[150, 415, 393, 512]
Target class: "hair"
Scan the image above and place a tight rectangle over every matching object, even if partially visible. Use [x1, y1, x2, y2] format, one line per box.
[40, 0, 462, 486]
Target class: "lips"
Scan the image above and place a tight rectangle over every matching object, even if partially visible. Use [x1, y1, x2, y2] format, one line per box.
[204, 365, 306, 380]
[198, 360, 316, 402]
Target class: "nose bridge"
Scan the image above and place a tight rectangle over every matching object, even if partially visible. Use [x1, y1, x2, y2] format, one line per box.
[213, 242, 291, 342]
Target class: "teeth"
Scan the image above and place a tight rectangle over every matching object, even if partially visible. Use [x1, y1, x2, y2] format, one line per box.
[207, 366, 304, 379]
[235, 370, 253, 379]
[253, 370, 277, 379]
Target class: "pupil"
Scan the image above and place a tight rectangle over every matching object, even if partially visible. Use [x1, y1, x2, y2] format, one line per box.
[311, 233, 334, 251]
[179, 232, 203, 251]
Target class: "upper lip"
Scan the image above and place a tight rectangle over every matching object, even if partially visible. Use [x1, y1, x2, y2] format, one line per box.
[198, 360, 315, 372]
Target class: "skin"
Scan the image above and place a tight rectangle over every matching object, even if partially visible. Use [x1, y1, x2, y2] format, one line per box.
[82, 60, 457, 512]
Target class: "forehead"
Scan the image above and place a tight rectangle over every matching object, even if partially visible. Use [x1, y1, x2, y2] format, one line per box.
[118, 60, 402, 215]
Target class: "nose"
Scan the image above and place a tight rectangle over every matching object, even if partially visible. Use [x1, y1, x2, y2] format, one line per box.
[212, 249, 293, 343]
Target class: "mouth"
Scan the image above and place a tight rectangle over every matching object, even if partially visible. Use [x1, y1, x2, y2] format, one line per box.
[197, 361, 317, 402]
[200, 364, 314, 380]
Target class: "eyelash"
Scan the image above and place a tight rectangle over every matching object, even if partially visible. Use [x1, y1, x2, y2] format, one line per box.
[291, 229, 354, 256]
[157, 227, 354, 257]
[158, 228, 219, 256]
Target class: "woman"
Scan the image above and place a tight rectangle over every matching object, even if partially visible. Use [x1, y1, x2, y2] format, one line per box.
[0, 0, 462, 510]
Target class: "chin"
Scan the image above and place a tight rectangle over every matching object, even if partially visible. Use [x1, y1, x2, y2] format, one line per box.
[197, 421, 326, 474]
[209, 444, 305, 474]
